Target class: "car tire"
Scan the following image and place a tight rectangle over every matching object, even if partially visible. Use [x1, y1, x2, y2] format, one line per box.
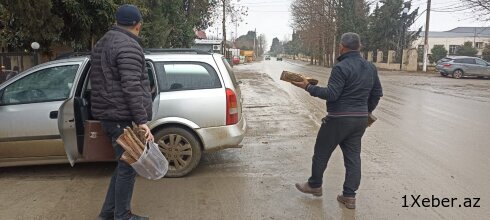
[154, 127, 202, 178]
[452, 69, 464, 79]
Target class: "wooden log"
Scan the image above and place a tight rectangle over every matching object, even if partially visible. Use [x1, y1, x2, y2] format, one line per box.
[117, 130, 141, 160]
[121, 151, 137, 164]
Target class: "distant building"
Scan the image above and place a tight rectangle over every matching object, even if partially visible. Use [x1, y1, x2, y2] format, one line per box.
[195, 30, 207, 40]
[413, 27, 490, 56]
[192, 39, 222, 53]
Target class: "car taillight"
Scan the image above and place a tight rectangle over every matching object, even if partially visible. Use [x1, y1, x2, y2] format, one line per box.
[226, 88, 239, 125]
[443, 63, 452, 68]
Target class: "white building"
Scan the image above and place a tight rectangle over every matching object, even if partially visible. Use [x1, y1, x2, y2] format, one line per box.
[413, 27, 490, 56]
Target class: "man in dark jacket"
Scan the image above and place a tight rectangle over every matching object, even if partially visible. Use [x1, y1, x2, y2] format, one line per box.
[91, 5, 153, 220]
[292, 33, 383, 209]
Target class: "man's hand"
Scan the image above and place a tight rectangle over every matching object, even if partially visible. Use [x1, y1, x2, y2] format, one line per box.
[138, 124, 154, 143]
[291, 78, 310, 90]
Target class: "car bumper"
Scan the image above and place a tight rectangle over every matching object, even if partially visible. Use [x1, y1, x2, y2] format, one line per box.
[195, 116, 247, 152]
[436, 68, 450, 75]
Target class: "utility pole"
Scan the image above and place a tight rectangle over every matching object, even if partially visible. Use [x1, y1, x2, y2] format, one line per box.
[474, 27, 477, 47]
[253, 28, 256, 59]
[400, 2, 409, 70]
[222, 0, 226, 56]
[423, 0, 431, 72]
[332, 18, 336, 66]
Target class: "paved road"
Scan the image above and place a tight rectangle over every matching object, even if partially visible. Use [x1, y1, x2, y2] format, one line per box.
[256, 59, 490, 219]
[0, 60, 489, 219]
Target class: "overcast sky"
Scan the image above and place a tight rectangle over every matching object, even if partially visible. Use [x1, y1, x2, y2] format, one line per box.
[207, 0, 488, 48]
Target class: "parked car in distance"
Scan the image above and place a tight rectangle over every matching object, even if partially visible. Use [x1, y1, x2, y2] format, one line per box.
[276, 55, 283, 61]
[0, 49, 247, 177]
[265, 55, 271, 60]
[436, 56, 490, 79]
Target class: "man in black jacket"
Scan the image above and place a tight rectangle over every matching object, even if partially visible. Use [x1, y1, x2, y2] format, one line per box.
[292, 33, 383, 209]
[91, 4, 153, 220]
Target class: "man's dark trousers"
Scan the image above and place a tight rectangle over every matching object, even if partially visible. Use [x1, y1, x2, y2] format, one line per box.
[308, 116, 368, 198]
[99, 121, 136, 220]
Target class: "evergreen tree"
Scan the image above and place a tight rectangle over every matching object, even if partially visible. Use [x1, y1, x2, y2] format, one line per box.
[456, 41, 478, 56]
[0, 0, 64, 52]
[365, 0, 421, 57]
[336, 0, 369, 48]
[0, 0, 217, 51]
[269, 37, 283, 56]
[482, 44, 490, 61]
[429, 45, 448, 63]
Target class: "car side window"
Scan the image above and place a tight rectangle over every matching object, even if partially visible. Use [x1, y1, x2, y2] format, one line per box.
[464, 58, 476, 64]
[475, 59, 487, 66]
[155, 62, 221, 92]
[455, 58, 476, 64]
[1, 65, 79, 105]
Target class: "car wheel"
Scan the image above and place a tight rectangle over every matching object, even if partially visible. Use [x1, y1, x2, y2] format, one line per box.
[154, 127, 202, 177]
[452, 69, 464, 79]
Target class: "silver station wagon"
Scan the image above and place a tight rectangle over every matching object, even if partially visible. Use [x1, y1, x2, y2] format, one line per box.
[0, 49, 246, 177]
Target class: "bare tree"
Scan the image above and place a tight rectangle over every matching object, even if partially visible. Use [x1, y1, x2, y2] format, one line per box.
[291, 0, 337, 67]
[464, 0, 490, 20]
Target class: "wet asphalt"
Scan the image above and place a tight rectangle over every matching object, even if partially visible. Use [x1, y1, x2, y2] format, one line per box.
[0, 60, 489, 219]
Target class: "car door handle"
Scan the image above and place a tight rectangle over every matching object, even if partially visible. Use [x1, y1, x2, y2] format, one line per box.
[49, 111, 58, 119]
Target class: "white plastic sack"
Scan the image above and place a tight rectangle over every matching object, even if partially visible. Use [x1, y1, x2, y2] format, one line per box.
[131, 142, 168, 180]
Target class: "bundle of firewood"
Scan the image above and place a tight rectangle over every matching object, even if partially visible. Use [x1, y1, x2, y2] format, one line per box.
[116, 123, 148, 165]
[281, 71, 319, 85]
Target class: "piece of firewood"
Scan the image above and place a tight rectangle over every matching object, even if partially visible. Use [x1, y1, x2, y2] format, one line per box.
[132, 123, 147, 144]
[121, 151, 137, 164]
[281, 71, 319, 85]
[127, 126, 146, 152]
[124, 129, 144, 155]
[118, 130, 141, 159]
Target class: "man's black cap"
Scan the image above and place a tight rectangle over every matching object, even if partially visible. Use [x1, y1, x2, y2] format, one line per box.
[116, 4, 142, 26]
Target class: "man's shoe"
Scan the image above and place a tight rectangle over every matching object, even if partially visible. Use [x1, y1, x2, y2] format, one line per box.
[129, 214, 149, 220]
[337, 194, 356, 209]
[295, 182, 322, 197]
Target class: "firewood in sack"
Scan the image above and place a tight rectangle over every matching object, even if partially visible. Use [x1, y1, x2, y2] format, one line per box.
[116, 133, 140, 163]
[128, 125, 160, 170]
[126, 127, 146, 153]
[132, 123, 147, 144]
[121, 151, 137, 164]
[122, 129, 144, 156]
[118, 129, 142, 158]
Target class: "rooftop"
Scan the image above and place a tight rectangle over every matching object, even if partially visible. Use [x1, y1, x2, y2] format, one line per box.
[420, 27, 490, 38]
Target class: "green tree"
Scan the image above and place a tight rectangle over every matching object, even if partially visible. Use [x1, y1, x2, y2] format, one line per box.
[269, 37, 283, 56]
[235, 31, 256, 51]
[456, 41, 478, 56]
[366, 0, 421, 57]
[482, 44, 490, 61]
[0, 0, 217, 52]
[52, 0, 117, 51]
[336, 0, 369, 48]
[0, 0, 64, 52]
[429, 45, 448, 63]
[284, 31, 301, 59]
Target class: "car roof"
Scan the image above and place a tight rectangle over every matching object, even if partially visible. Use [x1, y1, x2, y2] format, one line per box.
[446, 56, 479, 59]
[54, 49, 219, 62]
